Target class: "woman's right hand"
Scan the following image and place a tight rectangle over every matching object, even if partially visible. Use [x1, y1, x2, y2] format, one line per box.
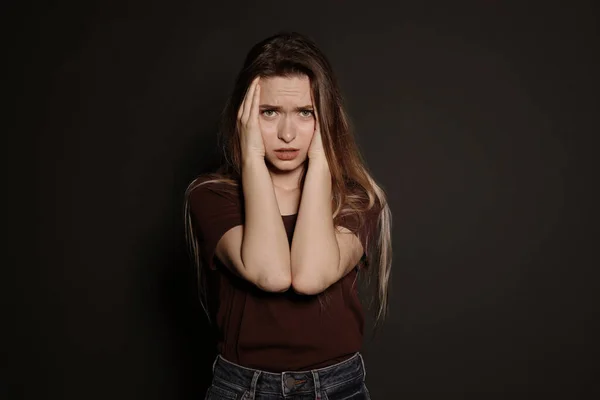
[238, 77, 266, 161]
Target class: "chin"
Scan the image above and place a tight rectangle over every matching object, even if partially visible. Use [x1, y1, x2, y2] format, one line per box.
[266, 154, 306, 171]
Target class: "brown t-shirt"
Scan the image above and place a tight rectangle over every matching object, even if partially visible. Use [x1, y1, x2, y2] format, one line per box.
[189, 177, 379, 372]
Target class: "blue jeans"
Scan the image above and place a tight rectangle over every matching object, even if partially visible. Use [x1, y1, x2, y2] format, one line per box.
[205, 352, 371, 400]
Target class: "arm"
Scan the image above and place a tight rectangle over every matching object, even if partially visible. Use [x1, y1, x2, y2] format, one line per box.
[215, 158, 291, 292]
[215, 78, 291, 292]
[290, 158, 364, 295]
[238, 157, 292, 291]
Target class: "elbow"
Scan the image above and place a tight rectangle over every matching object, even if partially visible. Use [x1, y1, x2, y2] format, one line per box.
[291, 272, 327, 295]
[254, 270, 292, 293]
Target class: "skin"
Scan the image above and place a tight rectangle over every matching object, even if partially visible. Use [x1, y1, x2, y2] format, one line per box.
[235, 75, 362, 295]
[255, 75, 324, 191]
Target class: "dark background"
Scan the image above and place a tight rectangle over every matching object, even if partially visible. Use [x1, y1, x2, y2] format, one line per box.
[5, 1, 598, 399]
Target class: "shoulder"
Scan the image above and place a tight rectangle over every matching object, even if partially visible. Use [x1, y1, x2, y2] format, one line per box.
[336, 197, 380, 244]
[340, 193, 381, 223]
[365, 196, 382, 222]
[188, 175, 241, 204]
[186, 175, 244, 236]
[186, 175, 243, 227]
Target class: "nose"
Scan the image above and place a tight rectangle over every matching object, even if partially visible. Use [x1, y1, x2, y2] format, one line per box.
[277, 115, 296, 142]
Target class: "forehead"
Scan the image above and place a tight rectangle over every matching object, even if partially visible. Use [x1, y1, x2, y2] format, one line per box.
[259, 75, 312, 105]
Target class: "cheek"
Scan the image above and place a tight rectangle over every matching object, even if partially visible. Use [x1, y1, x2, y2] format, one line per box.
[260, 123, 281, 153]
[299, 123, 315, 142]
[260, 121, 278, 139]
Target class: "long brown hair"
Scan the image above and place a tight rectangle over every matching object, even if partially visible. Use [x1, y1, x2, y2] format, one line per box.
[184, 31, 392, 326]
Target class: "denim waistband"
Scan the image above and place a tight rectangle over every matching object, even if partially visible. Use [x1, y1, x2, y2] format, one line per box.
[211, 352, 366, 398]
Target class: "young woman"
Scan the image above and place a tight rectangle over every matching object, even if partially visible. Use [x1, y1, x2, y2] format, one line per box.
[184, 31, 392, 400]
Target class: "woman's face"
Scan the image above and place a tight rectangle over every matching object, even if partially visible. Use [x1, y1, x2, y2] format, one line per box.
[258, 74, 315, 173]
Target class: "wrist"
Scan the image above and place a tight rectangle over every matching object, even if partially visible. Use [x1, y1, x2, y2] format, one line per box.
[242, 155, 266, 168]
[308, 155, 329, 169]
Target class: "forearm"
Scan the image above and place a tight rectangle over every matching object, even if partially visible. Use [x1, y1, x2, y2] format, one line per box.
[290, 158, 340, 294]
[241, 157, 291, 291]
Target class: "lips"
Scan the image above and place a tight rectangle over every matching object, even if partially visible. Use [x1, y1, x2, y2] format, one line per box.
[275, 149, 300, 160]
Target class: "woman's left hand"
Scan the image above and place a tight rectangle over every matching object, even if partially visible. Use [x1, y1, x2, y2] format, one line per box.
[308, 110, 326, 160]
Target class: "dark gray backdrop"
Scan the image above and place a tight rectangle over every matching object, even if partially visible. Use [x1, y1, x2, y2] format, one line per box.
[5, 1, 598, 399]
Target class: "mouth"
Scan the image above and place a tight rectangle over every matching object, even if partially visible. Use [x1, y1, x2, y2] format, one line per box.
[274, 149, 300, 160]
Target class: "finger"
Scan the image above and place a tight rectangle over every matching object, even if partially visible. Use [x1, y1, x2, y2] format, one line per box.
[238, 79, 253, 120]
[249, 82, 261, 126]
[237, 95, 245, 120]
[242, 77, 259, 123]
[237, 77, 257, 121]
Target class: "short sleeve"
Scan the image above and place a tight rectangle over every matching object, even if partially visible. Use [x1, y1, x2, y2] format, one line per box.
[188, 180, 244, 270]
[337, 202, 380, 268]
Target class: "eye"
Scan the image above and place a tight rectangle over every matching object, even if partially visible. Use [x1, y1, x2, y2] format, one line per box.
[262, 110, 277, 117]
[300, 110, 314, 117]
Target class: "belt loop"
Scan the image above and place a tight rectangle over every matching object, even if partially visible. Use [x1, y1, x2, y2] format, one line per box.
[212, 355, 219, 374]
[358, 352, 367, 381]
[248, 370, 261, 400]
[311, 370, 322, 400]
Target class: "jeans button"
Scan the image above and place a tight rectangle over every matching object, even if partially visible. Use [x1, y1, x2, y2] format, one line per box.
[285, 376, 295, 389]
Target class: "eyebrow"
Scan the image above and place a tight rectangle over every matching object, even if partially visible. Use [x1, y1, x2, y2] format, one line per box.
[259, 104, 314, 111]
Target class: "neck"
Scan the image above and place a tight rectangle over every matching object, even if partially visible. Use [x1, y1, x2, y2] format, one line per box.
[267, 161, 306, 191]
